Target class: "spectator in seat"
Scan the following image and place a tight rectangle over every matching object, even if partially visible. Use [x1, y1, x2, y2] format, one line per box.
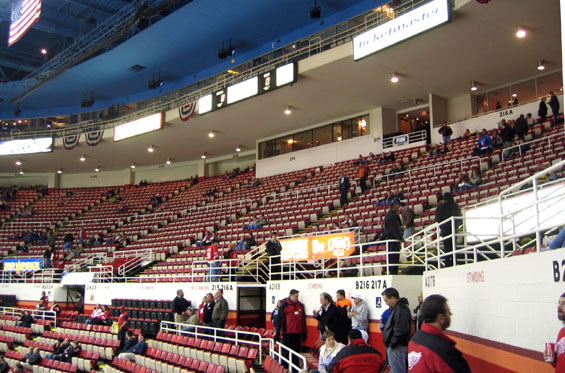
[0, 353, 7, 373]
[173, 289, 190, 324]
[90, 305, 111, 326]
[327, 329, 384, 373]
[462, 129, 474, 138]
[469, 168, 482, 186]
[59, 341, 81, 363]
[86, 304, 103, 324]
[202, 293, 215, 327]
[438, 123, 453, 144]
[381, 287, 411, 373]
[211, 289, 229, 332]
[382, 200, 403, 275]
[539, 97, 548, 124]
[314, 293, 347, 344]
[122, 331, 137, 352]
[453, 173, 474, 193]
[314, 330, 345, 373]
[182, 307, 201, 332]
[118, 333, 147, 362]
[248, 176, 262, 188]
[549, 91, 560, 119]
[339, 258, 358, 278]
[514, 114, 528, 142]
[244, 214, 268, 230]
[17, 310, 34, 327]
[266, 232, 283, 280]
[376, 190, 395, 207]
[17, 347, 41, 372]
[46, 338, 67, 360]
[408, 295, 470, 373]
[235, 232, 256, 251]
[63, 233, 74, 253]
[548, 227, 565, 250]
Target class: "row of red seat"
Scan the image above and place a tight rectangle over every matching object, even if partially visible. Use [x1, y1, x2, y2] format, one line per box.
[111, 357, 158, 373]
[145, 347, 226, 373]
[0, 323, 32, 336]
[43, 330, 119, 349]
[263, 356, 289, 373]
[4, 350, 78, 373]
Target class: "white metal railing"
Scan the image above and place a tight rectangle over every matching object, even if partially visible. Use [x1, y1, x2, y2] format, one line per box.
[66, 252, 107, 273]
[0, 268, 62, 283]
[501, 125, 565, 161]
[271, 340, 308, 373]
[0, 306, 57, 326]
[268, 183, 336, 202]
[383, 130, 427, 149]
[1, 0, 430, 138]
[159, 321, 265, 364]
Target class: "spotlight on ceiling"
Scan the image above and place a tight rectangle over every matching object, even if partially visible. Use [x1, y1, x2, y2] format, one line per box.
[15, 159, 22, 166]
[40, 48, 47, 55]
[208, 130, 215, 138]
[310, 0, 321, 18]
[79, 155, 86, 162]
[94, 166, 100, 172]
[218, 39, 235, 59]
[537, 59, 546, 71]
[235, 145, 241, 152]
[147, 145, 154, 153]
[166, 158, 171, 165]
[18, 169, 24, 175]
[131, 163, 136, 169]
[337, 136, 342, 141]
[515, 26, 527, 38]
[80, 94, 95, 108]
[284, 106, 292, 115]
[390, 73, 399, 83]
[201, 152, 207, 159]
[148, 73, 163, 89]
[57, 168, 62, 174]
[470, 81, 478, 91]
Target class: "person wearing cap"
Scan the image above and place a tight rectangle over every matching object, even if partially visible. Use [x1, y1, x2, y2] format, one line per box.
[347, 294, 368, 334]
[275, 289, 307, 368]
[435, 193, 462, 267]
[117, 306, 129, 351]
[408, 295, 470, 372]
[327, 329, 384, 373]
[382, 200, 403, 275]
[182, 307, 201, 332]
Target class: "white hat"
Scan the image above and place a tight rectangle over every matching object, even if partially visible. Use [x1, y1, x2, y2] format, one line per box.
[351, 293, 363, 299]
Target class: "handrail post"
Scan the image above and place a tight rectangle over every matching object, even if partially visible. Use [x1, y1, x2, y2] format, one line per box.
[533, 177, 542, 251]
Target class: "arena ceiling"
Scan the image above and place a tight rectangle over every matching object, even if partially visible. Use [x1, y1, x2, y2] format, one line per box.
[0, 0, 562, 175]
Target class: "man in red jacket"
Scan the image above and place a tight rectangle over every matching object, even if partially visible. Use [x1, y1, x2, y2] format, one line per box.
[546, 291, 565, 371]
[408, 295, 470, 372]
[327, 329, 384, 372]
[275, 289, 307, 372]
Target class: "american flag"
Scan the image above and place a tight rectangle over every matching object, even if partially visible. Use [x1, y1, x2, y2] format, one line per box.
[8, 0, 42, 47]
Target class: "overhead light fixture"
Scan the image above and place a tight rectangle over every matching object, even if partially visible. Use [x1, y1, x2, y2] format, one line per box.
[18, 169, 24, 175]
[515, 26, 527, 38]
[40, 48, 47, 55]
[235, 145, 241, 152]
[79, 155, 86, 162]
[470, 81, 478, 91]
[310, 0, 321, 18]
[130, 163, 136, 169]
[201, 153, 207, 159]
[390, 73, 399, 83]
[15, 159, 22, 166]
[537, 59, 546, 71]
[208, 130, 215, 138]
[94, 166, 100, 172]
[337, 136, 342, 141]
[147, 145, 154, 153]
[512, 93, 518, 98]
[284, 106, 292, 115]
[57, 168, 62, 174]
[218, 39, 235, 59]
[166, 158, 171, 165]
[148, 73, 163, 89]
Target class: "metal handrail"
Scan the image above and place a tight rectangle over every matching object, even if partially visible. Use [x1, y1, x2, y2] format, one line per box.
[0, 306, 57, 326]
[501, 125, 565, 161]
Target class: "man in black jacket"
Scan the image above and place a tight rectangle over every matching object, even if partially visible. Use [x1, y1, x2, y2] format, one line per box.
[172, 289, 190, 324]
[313, 293, 347, 344]
[338, 174, 350, 206]
[383, 200, 403, 275]
[202, 293, 215, 328]
[381, 287, 411, 373]
[435, 193, 462, 268]
[17, 347, 41, 372]
[266, 232, 283, 280]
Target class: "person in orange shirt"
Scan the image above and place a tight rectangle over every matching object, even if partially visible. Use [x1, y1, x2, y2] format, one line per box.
[336, 290, 352, 339]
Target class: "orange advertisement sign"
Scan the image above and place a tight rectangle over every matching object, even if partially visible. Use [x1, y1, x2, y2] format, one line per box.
[280, 232, 355, 262]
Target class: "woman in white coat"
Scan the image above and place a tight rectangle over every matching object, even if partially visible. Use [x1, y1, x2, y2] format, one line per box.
[315, 330, 345, 373]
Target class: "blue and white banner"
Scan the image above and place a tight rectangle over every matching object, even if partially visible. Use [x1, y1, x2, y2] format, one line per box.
[63, 134, 80, 150]
[2, 258, 42, 272]
[86, 130, 104, 146]
[179, 101, 196, 122]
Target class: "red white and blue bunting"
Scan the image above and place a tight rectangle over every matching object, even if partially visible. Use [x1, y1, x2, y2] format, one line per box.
[63, 134, 80, 150]
[179, 101, 196, 122]
[86, 130, 104, 146]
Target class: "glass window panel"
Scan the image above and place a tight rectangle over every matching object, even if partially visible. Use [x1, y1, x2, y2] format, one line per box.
[536, 71, 563, 98]
[341, 120, 352, 140]
[313, 125, 332, 146]
[333, 123, 342, 141]
[293, 130, 312, 151]
[510, 79, 536, 105]
[488, 87, 511, 111]
[276, 136, 293, 155]
[475, 94, 488, 114]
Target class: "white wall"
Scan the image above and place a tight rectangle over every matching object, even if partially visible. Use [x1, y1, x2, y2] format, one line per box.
[0, 282, 67, 304]
[431, 94, 563, 144]
[447, 94, 473, 123]
[422, 249, 565, 354]
[58, 170, 125, 188]
[266, 275, 421, 321]
[0, 173, 51, 187]
[207, 154, 256, 176]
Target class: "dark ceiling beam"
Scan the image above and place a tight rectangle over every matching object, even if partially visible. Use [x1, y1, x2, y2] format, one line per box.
[59, 0, 114, 17]
[0, 9, 88, 40]
[0, 58, 36, 72]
